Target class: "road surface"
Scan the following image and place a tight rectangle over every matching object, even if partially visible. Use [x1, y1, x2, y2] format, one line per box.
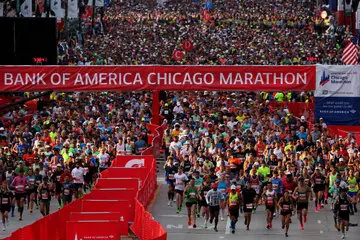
[151, 171, 360, 240]
[0, 199, 59, 239]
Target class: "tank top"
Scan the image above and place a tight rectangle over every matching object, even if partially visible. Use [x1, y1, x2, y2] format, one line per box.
[228, 192, 239, 208]
[348, 177, 357, 193]
[338, 196, 349, 213]
[218, 181, 227, 197]
[200, 186, 211, 200]
[186, 186, 197, 203]
[296, 187, 308, 203]
[40, 186, 50, 201]
[329, 173, 337, 187]
[281, 198, 292, 212]
[265, 190, 275, 207]
[314, 175, 324, 185]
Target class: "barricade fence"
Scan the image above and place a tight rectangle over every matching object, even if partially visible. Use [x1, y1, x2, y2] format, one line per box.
[0, 121, 167, 240]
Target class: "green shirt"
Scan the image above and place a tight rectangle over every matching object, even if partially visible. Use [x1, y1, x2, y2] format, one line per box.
[257, 166, 270, 182]
[185, 186, 198, 203]
[15, 166, 29, 175]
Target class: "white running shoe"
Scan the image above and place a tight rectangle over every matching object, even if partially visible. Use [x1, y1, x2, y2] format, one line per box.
[341, 234, 345, 239]
[167, 201, 171, 206]
[2, 227, 5, 231]
[221, 217, 224, 221]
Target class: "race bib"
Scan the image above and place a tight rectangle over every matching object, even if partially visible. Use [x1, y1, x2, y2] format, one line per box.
[230, 200, 237, 206]
[1, 199, 8, 204]
[273, 184, 278, 190]
[236, 184, 241, 189]
[41, 193, 48, 200]
[340, 204, 348, 211]
[304, 179, 310, 185]
[64, 189, 70, 196]
[36, 180, 41, 184]
[56, 176, 61, 182]
[288, 190, 293, 195]
[203, 191, 208, 196]
[29, 179, 35, 185]
[84, 167, 89, 173]
[251, 184, 259, 190]
[189, 192, 196, 198]
[282, 204, 290, 210]
[349, 184, 355, 189]
[246, 203, 253, 209]
[267, 197, 274, 205]
[168, 174, 174, 180]
[220, 189, 226, 193]
[315, 178, 322, 184]
[16, 185, 24, 191]
[299, 193, 306, 200]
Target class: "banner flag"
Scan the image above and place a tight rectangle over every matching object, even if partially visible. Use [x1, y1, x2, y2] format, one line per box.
[68, 0, 78, 18]
[315, 64, 360, 126]
[0, 65, 316, 92]
[21, 0, 32, 17]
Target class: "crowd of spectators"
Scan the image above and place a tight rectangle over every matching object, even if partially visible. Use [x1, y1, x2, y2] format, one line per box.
[58, 0, 347, 65]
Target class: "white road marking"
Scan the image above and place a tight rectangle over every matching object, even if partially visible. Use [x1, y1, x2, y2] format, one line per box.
[160, 215, 186, 218]
[225, 217, 231, 234]
[317, 220, 322, 224]
[166, 224, 183, 229]
[320, 230, 324, 234]
[220, 236, 224, 239]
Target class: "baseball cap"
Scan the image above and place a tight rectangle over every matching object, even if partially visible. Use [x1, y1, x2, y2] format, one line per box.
[339, 158, 344, 162]
[56, 164, 62, 167]
[211, 183, 218, 188]
[335, 179, 341, 183]
[231, 185, 236, 190]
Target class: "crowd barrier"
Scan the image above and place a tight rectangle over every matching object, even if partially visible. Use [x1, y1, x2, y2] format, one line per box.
[0, 121, 168, 240]
[268, 102, 314, 120]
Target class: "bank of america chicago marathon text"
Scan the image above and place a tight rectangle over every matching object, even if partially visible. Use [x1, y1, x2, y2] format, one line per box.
[2, 72, 309, 86]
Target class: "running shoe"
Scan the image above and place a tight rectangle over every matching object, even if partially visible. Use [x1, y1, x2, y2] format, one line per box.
[193, 224, 197, 228]
[300, 224, 304, 230]
[214, 227, 218, 232]
[266, 224, 270, 229]
[285, 233, 288, 237]
[346, 225, 349, 231]
[2, 227, 5, 231]
[252, 208, 256, 214]
[170, 201, 173, 207]
[176, 208, 180, 214]
[221, 217, 224, 221]
[204, 223, 207, 229]
[269, 222, 272, 228]
[341, 234, 345, 239]
[246, 226, 249, 231]
[18, 216, 22, 221]
[167, 201, 171, 206]
[231, 229, 235, 234]
[314, 207, 319, 212]
[188, 219, 191, 226]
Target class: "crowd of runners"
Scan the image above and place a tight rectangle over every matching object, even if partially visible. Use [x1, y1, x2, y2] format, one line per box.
[0, 92, 152, 231]
[162, 91, 360, 239]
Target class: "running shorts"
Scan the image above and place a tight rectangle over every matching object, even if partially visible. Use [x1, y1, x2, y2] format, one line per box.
[209, 205, 220, 215]
[185, 202, 196, 208]
[175, 190, 184, 196]
[15, 192, 26, 201]
[297, 202, 308, 211]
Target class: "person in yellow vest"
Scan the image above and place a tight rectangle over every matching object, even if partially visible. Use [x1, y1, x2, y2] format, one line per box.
[274, 92, 285, 102]
[228, 185, 242, 234]
[260, 91, 269, 101]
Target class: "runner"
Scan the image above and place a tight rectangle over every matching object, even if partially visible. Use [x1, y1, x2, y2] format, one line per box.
[71, 161, 85, 199]
[293, 177, 311, 230]
[34, 168, 42, 210]
[11, 169, 28, 221]
[62, 174, 74, 206]
[51, 164, 64, 209]
[205, 182, 224, 232]
[242, 181, 257, 230]
[192, 171, 203, 217]
[329, 179, 342, 231]
[278, 190, 294, 237]
[228, 184, 241, 234]
[346, 170, 358, 215]
[270, 170, 283, 217]
[0, 182, 11, 231]
[164, 157, 177, 206]
[26, 168, 36, 213]
[174, 167, 188, 214]
[312, 167, 326, 212]
[263, 182, 277, 229]
[37, 176, 51, 216]
[217, 174, 227, 220]
[335, 188, 353, 239]
[249, 168, 261, 213]
[199, 179, 211, 228]
[184, 178, 198, 228]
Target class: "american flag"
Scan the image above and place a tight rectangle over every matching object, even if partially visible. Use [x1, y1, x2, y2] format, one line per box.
[342, 38, 359, 65]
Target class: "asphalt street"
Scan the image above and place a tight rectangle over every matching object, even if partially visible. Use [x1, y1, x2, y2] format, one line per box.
[0, 198, 60, 239]
[151, 171, 360, 240]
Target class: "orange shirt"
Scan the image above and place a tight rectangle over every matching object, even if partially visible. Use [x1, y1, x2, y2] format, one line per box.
[228, 158, 240, 169]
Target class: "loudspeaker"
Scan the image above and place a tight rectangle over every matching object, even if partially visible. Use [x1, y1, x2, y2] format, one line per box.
[0, 17, 57, 65]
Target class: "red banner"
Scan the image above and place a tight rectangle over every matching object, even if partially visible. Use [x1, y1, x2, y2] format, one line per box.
[66, 220, 120, 240]
[0, 66, 316, 91]
[95, 178, 139, 190]
[111, 155, 155, 168]
[70, 212, 128, 236]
